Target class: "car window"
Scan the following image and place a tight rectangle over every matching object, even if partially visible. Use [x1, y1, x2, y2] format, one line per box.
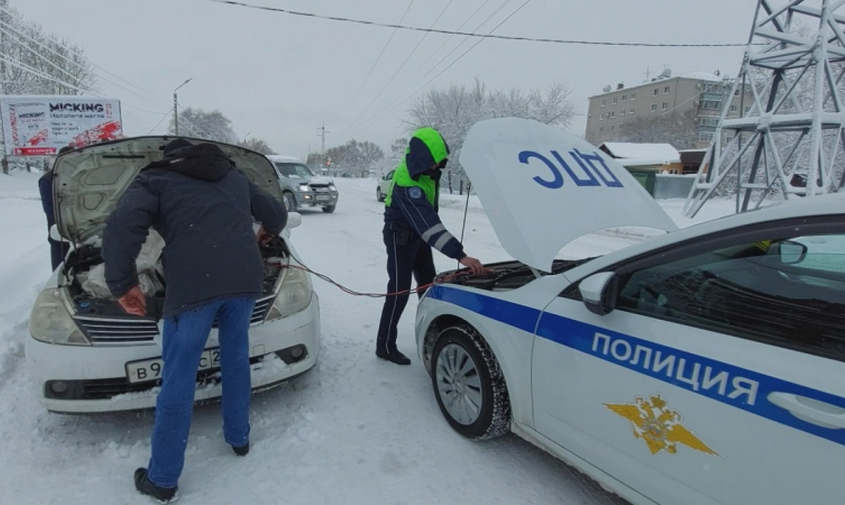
[615, 233, 845, 361]
[275, 162, 314, 179]
[383, 170, 394, 180]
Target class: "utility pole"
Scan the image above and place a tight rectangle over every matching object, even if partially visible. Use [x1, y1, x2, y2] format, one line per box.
[317, 122, 330, 172]
[173, 77, 193, 136]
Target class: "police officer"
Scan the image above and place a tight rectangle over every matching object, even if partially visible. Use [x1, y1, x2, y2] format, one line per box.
[376, 127, 486, 365]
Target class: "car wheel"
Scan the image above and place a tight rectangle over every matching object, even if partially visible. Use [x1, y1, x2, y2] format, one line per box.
[376, 188, 384, 202]
[431, 325, 511, 440]
[322, 205, 336, 213]
[283, 192, 296, 212]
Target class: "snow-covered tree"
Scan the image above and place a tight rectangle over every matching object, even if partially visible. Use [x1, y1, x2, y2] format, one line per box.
[168, 108, 238, 144]
[325, 139, 385, 174]
[238, 137, 275, 155]
[404, 78, 575, 177]
[0, 0, 98, 173]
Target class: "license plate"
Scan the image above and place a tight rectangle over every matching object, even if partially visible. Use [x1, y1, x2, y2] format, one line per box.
[316, 195, 330, 201]
[126, 348, 221, 384]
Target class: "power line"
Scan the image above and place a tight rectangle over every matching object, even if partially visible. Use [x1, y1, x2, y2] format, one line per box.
[0, 24, 91, 91]
[350, 0, 512, 133]
[376, 0, 495, 107]
[331, 0, 416, 127]
[356, 0, 531, 133]
[210, 0, 756, 47]
[0, 16, 165, 108]
[339, 0, 457, 135]
[0, 5, 161, 103]
[0, 54, 90, 94]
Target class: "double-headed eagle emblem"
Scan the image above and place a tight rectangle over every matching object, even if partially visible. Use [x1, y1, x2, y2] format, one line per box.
[605, 395, 719, 457]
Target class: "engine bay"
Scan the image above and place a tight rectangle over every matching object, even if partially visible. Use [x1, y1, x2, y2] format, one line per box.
[61, 233, 291, 320]
[436, 258, 594, 291]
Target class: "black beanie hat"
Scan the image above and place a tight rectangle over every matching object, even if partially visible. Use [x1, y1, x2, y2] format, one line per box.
[163, 139, 193, 157]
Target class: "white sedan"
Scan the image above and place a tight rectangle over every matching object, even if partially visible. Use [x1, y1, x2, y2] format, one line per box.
[27, 137, 320, 413]
[415, 118, 845, 505]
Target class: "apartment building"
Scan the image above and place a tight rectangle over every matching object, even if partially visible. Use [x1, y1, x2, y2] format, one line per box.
[584, 71, 750, 148]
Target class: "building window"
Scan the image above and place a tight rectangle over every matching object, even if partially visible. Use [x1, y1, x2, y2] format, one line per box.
[745, 106, 751, 113]
[622, 95, 627, 101]
[630, 108, 635, 114]
[729, 105, 737, 112]
[601, 99, 606, 107]
[620, 109, 626, 116]
[653, 88, 659, 96]
[651, 104, 657, 112]
[734, 89, 740, 96]
[662, 102, 668, 110]
[612, 97, 618, 105]
[701, 100, 722, 110]
[698, 132, 715, 142]
[610, 111, 615, 118]
[664, 85, 670, 94]
[599, 113, 604, 121]
[631, 92, 637, 100]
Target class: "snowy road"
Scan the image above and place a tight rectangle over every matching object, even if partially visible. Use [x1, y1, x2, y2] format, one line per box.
[0, 171, 731, 505]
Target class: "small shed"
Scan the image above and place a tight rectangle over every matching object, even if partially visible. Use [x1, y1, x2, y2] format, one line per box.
[599, 142, 683, 174]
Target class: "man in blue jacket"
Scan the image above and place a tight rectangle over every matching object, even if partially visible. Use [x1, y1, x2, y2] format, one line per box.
[38, 145, 73, 270]
[103, 139, 287, 502]
[376, 127, 486, 365]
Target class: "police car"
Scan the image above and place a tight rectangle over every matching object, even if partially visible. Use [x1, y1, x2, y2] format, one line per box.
[415, 118, 845, 505]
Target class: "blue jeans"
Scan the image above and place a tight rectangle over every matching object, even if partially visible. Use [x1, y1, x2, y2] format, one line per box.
[147, 297, 256, 488]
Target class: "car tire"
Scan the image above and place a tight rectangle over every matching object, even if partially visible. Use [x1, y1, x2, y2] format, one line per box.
[283, 192, 296, 212]
[376, 188, 384, 202]
[322, 205, 336, 213]
[431, 325, 511, 441]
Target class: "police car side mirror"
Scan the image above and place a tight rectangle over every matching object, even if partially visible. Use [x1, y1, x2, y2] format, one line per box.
[773, 239, 807, 265]
[579, 272, 618, 316]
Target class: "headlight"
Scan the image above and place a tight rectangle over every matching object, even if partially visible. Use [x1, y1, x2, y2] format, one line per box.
[297, 184, 310, 191]
[265, 264, 312, 321]
[29, 289, 90, 346]
[328, 184, 336, 191]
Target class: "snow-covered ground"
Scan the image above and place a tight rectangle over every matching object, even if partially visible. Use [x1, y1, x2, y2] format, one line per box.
[0, 172, 735, 504]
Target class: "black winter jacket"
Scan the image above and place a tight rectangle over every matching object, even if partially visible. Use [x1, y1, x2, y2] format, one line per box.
[103, 143, 287, 317]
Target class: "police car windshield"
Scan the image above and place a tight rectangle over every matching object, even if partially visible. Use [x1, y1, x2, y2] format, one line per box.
[275, 162, 313, 179]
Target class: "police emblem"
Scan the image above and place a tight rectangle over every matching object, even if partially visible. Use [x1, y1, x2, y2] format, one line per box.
[409, 187, 424, 199]
[605, 395, 719, 456]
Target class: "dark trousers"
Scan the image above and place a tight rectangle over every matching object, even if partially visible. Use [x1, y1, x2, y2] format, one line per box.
[49, 237, 70, 271]
[376, 225, 436, 354]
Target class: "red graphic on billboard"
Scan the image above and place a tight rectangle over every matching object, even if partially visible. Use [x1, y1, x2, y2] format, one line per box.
[69, 121, 123, 148]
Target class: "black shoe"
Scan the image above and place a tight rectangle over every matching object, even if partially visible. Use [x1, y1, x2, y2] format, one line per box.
[134, 468, 177, 503]
[232, 442, 249, 457]
[376, 350, 411, 365]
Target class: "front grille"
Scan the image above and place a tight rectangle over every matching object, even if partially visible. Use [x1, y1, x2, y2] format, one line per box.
[76, 295, 275, 344]
[74, 316, 158, 344]
[310, 184, 330, 192]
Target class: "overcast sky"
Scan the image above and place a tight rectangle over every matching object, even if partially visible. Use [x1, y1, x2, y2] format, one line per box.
[14, 0, 760, 158]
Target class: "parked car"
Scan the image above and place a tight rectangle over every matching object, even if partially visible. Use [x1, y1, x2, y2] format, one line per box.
[267, 154, 339, 213]
[27, 136, 321, 413]
[376, 169, 394, 202]
[415, 118, 845, 505]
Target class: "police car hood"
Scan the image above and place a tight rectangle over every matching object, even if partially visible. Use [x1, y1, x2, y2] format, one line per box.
[54, 136, 284, 244]
[459, 118, 678, 272]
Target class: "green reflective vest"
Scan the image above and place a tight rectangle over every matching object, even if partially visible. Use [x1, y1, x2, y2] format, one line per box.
[385, 127, 448, 207]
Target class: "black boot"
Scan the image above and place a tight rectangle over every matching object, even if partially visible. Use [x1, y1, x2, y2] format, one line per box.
[134, 468, 177, 503]
[376, 350, 411, 365]
[231, 442, 249, 457]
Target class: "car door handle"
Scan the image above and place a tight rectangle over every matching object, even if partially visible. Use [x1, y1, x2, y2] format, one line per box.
[768, 392, 845, 430]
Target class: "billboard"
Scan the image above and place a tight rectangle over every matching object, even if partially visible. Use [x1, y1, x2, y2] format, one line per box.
[0, 96, 123, 156]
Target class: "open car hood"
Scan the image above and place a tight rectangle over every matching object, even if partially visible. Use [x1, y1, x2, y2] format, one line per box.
[54, 136, 284, 243]
[459, 118, 678, 272]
